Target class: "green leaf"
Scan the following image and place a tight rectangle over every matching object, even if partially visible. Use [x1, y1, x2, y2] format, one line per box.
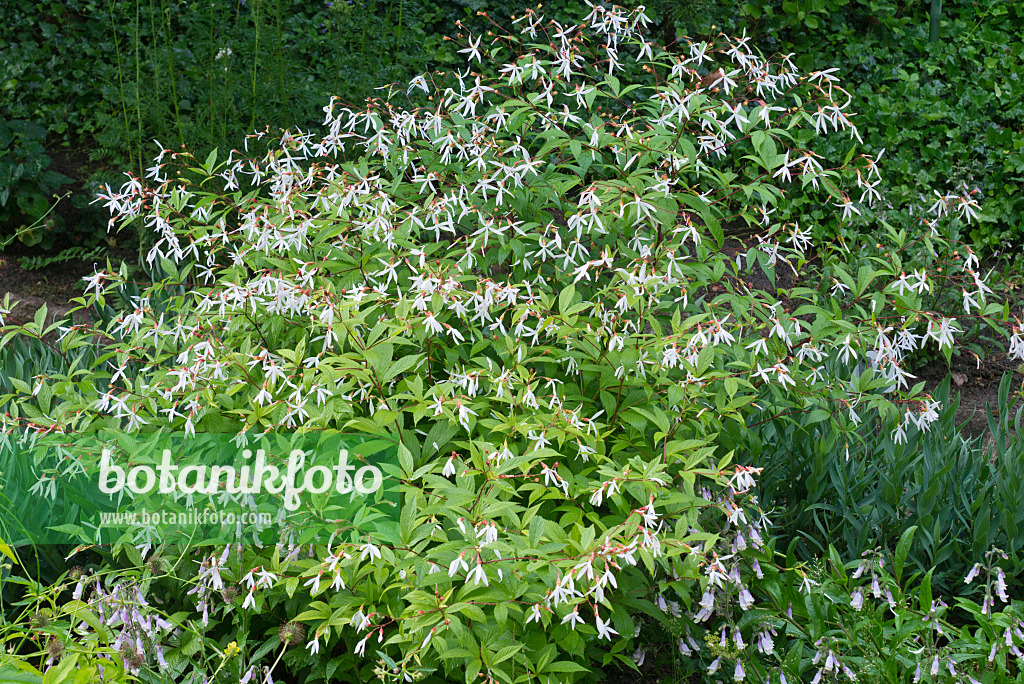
[568, 139, 582, 165]
[753, 131, 778, 168]
[41, 655, 78, 684]
[893, 525, 917, 583]
[0, 666, 42, 683]
[805, 409, 830, 425]
[491, 643, 520, 665]
[0, 537, 18, 565]
[605, 74, 620, 96]
[843, 144, 857, 167]
[558, 283, 576, 314]
[544, 661, 589, 673]
[398, 442, 414, 476]
[821, 176, 843, 202]
[918, 568, 933, 610]
[383, 354, 422, 383]
[33, 304, 48, 332]
[203, 147, 218, 173]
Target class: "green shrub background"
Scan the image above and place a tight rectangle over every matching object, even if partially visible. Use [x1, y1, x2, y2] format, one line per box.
[3, 0, 1021, 252]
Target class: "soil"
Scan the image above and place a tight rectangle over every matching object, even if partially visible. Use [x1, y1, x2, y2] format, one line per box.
[0, 249, 93, 328]
[38, 135, 118, 250]
[0, 244, 136, 332]
[0, 133, 125, 330]
[914, 330, 1023, 441]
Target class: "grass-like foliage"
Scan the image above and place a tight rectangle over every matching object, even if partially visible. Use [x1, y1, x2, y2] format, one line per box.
[0, 3, 1023, 683]
[741, 373, 1024, 601]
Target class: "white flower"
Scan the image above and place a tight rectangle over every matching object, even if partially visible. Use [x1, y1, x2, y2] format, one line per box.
[540, 463, 569, 496]
[595, 614, 618, 640]
[458, 35, 484, 63]
[408, 73, 430, 94]
[996, 568, 1009, 602]
[850, 588, 864, 611]
[927, 317, 961, 350]
[639, 501, 658, 528]
[561, 609, 584, 629]
[746, 337, 769, 356]
[351, 609, 371, 631]
[468, 560, 489, 586]
[476, 523, 498, 546]
[448, 554, 469, 578]
[963, 288, 979, 313]
[442, 457, 457, 478]
[424, 312, 444, 336]
[738, 585, 755, 610]
[757, 629, 774, 655]
[28, 475, 57, 500]
[455, 401, 477, 430]
[799, 572, 819, 594]
[82, 271, 107, 295]
[303, 573, 322, 594]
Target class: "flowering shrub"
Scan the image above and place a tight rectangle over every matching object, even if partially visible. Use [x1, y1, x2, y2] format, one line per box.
[0, 3, 1019, 682]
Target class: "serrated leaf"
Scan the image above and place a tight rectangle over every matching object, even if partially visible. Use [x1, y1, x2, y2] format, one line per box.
[558, 284, 576, 314]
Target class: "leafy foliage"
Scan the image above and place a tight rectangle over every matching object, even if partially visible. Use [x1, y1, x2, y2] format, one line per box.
[0, 4, 1021, 684]
[15, 245, 105, 272]
[0, 0, 594, 245]
[737, 372, 1024, 601]
[0, 120, 70, 248]
[741, 0, 1024, 251]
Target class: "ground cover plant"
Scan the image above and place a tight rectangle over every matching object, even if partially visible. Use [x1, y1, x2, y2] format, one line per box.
[738, 0, 1024, 252]
[740, 373, 1024, 601]
[2, 2, 1024, 684]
